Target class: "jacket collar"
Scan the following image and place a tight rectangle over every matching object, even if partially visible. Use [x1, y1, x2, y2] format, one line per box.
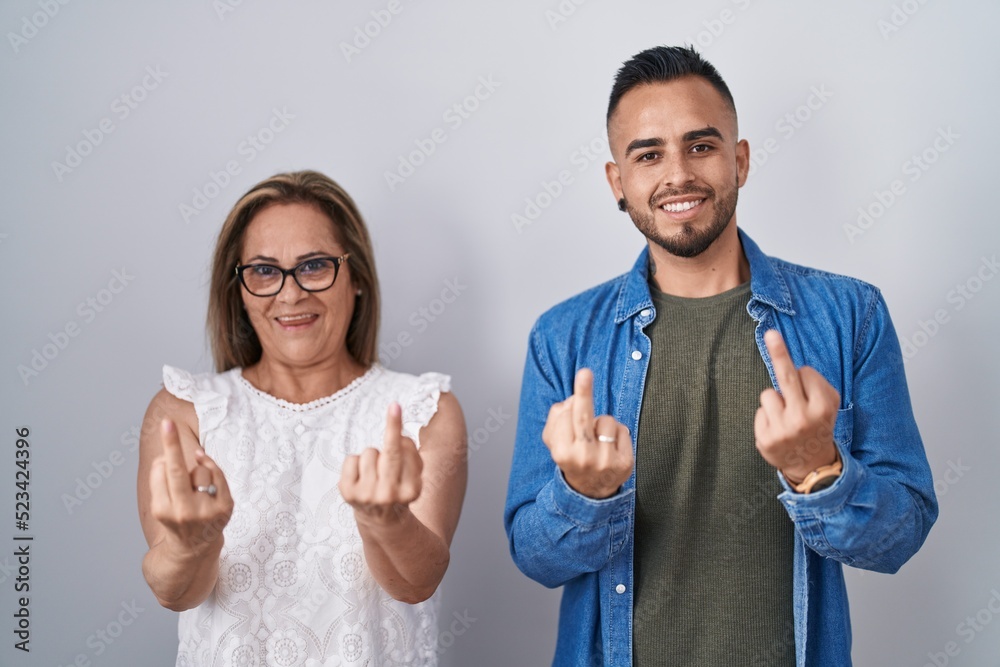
[614, 227, 794, 324]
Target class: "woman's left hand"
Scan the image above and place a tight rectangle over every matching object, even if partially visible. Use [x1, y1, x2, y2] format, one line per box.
[339, 402, 423, 527]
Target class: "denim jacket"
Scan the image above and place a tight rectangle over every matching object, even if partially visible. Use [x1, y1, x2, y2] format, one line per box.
[504, 229, 937, 667]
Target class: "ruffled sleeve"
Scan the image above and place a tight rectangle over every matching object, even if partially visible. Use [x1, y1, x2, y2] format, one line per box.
[400, 372, 451, 448]
[162, 365, 230, 434]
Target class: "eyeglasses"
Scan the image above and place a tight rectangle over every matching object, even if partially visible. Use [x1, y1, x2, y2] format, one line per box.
[235, 254, 350, 297]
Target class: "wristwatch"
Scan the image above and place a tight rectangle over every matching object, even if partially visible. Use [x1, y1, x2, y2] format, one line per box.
[789, 450, 842, 495]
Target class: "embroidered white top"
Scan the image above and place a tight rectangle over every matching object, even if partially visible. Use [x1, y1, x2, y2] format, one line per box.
[162, 364, 450, 667]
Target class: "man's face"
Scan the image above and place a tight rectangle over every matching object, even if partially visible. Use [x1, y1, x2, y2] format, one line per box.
[605, 76, 749, 258]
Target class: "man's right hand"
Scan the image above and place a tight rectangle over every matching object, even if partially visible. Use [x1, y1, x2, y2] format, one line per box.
[542, 368, 633, 499]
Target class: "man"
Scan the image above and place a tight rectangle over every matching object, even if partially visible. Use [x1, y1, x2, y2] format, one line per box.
[503, 46, 937, 666]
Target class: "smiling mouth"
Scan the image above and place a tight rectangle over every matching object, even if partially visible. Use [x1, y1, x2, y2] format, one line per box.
[275, 314, 318, 328]
[661, 198, 706, 213]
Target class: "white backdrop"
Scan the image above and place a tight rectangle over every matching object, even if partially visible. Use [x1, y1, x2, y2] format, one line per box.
[2, 1, 998, 665]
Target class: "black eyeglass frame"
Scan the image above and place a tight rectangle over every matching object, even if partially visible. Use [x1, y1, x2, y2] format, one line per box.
[234, 253, 351, 297]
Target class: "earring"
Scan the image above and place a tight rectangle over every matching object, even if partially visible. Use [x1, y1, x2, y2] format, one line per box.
[356, 289, 363, 296]
[617, 198, 627, 212]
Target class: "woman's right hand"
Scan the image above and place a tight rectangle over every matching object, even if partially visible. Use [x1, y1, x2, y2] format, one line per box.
[148, 419, 234, 557]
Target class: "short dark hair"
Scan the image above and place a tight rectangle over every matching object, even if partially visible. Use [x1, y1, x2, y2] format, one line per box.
[606, 45, 737, 125]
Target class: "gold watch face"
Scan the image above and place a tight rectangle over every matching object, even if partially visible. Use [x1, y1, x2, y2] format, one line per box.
[809, 474, 838, 493]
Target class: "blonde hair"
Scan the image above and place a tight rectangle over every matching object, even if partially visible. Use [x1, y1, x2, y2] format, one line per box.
[207, 171, 380, 371]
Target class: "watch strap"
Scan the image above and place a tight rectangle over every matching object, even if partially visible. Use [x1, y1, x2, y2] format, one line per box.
[791, 450, 842, 495]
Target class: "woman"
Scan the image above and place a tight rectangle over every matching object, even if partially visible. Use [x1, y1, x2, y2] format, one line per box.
[137, 170, 467, 666]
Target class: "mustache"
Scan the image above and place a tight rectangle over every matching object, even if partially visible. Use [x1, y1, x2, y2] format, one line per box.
[650, 186, 715, 208]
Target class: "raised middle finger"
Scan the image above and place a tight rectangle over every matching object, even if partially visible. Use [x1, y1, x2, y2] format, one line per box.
[764, 330, 806, 408]
[571, 368, 596, 443]
[160, 420, 194, 503]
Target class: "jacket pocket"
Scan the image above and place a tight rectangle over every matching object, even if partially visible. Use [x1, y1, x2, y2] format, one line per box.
[834, 403, 854, 451]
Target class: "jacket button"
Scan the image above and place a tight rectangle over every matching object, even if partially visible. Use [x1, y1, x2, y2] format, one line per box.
[640, 309, 651, 318]
[615, 584, 626, 594]
[631, 350, 642, 360]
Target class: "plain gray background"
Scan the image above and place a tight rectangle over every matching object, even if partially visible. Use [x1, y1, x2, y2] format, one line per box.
[2, 0, 998, 665]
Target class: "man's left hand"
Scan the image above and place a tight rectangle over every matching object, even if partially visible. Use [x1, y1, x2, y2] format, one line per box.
[755, 329, 840, 484]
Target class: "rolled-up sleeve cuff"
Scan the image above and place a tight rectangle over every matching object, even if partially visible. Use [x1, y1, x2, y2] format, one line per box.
[777, 446, 863, 519]
[548, 468, 634, 528]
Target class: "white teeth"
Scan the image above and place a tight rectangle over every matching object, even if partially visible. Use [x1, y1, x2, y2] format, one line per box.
[662, 199, 704, 212]
[277, 314, 314, 322]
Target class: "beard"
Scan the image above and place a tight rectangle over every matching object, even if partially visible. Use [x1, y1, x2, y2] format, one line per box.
[624, 180, 739, 258]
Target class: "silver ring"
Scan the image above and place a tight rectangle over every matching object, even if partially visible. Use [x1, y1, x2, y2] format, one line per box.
[195, 484, 218, 497]
[597, 435, 617, 444]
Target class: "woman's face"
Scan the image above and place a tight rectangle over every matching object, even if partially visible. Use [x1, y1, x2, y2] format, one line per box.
[239, 201, 357, 369]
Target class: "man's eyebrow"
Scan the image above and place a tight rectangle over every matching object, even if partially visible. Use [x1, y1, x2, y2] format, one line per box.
[624, 128, 725, 157]
[683, 126, 724, 142]
[625, 137, 664, 157]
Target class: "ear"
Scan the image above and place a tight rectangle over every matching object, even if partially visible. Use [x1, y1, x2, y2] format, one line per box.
[605, 160, 623, 204]
[735, 138, 750, 188]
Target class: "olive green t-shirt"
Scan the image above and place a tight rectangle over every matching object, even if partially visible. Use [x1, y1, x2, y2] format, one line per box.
[632, 280, 795, 666]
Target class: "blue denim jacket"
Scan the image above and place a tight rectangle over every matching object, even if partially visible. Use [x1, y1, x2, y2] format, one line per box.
[504, 229, 937, 667]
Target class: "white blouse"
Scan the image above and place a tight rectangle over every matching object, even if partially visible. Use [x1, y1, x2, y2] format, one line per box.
[163, 364, 450, 667]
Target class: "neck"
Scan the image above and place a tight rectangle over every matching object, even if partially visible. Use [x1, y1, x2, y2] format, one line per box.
[648, 222, 750, 298]
[243, 351, 367, 404]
